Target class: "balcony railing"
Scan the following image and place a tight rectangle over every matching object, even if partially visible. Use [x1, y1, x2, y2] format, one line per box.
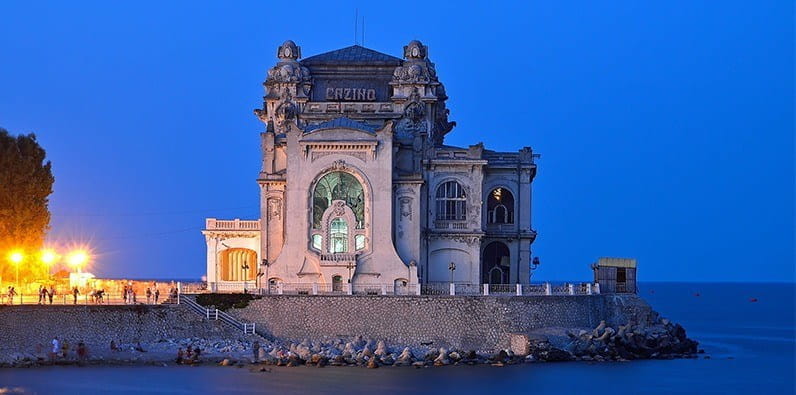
[205, 218, 260, 231]
[434, 220, 468, 230]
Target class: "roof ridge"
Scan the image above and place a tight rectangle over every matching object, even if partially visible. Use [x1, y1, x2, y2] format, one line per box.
[301, 45, 402, 65]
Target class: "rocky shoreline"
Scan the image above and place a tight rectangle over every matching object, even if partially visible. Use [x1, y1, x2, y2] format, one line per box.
[1, 317, 701, 369]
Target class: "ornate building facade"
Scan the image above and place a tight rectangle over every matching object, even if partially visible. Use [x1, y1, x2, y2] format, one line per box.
[203, 40, 538, 292]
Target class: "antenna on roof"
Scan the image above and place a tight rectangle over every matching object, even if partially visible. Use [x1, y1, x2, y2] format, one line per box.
[354, 9, 358, 45]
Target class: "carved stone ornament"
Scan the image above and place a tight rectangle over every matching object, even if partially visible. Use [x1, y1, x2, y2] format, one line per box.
[267, 198, 282, 220]
[275, 91, 298, 122]
[399, 196, 413, 221]
[277, 40, 301, 60]
[403, 40, 428, 60]
[330, 159, 348, 171]
[332, 200, 346, 216]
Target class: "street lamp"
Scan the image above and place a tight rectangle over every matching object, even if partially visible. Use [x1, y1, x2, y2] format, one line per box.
[346, 261, 355, 284]
[530, 256, 541, 282]
[8, 251, 24, 287]
[448, 262, 456, 285]
[67, 250, 89, 273]
[241, 260, 250, 293]
[40, 249, 58, 265]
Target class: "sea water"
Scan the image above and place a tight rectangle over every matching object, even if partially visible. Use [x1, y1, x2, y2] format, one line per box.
[0, 282, 793, 394]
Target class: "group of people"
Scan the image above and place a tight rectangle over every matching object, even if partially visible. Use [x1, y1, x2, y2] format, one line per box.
[45, 337, 89, 363]
[175, 345, 202, 364]
[37, 285, 56, 304]
[122, 285, 161, 304]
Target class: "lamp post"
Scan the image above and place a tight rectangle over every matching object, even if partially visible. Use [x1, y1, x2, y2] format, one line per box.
[241, 260, 250, 293]
[9, 251, 24, 288]
[448, 262, 456, 285]
[346, 261, 355, 284]
[530, 256, 541, 283]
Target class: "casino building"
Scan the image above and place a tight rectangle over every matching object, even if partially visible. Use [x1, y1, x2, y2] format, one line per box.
[202, 40, 538, 293]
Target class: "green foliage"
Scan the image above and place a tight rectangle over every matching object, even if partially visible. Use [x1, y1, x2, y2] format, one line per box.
[195, 293, 255, 311]
[0, 128, 54, 278]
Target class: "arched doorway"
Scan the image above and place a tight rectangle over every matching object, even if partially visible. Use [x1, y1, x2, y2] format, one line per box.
[219, 248, 257, 281]
[482, 242, 510, 284]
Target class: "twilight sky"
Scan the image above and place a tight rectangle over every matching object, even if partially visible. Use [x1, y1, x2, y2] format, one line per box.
[0, 1, 792, 282]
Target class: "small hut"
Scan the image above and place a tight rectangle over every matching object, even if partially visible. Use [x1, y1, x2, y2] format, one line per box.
[592, 257, 637, 294]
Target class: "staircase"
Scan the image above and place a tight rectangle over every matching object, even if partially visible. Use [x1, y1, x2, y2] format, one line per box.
[180, 295, 258, 335]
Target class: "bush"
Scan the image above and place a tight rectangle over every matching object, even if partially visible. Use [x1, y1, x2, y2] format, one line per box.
[195, 293, 255, 311]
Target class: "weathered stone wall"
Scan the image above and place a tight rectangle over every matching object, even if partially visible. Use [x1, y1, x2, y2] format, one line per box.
[0, 305, 246, 357]
[230, 295, 652, 351]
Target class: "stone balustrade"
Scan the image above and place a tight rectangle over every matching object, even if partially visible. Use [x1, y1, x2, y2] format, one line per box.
[205, 218, 261, 231]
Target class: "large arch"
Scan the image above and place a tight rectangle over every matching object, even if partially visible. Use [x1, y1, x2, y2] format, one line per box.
[219, 248, 257, 281]
[481, 241, 510, 284]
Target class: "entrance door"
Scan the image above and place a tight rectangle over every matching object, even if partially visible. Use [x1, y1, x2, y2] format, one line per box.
[332, 275, 343, 292]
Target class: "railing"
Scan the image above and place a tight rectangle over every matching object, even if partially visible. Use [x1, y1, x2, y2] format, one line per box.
[434, 220, 468, 230]
[454, 283, 482, 295]
[185, 282, 600, 297]
[319, 253, 357, 262]
[179, 295, 257, 335]
[0, 294, 170, 305]
[205, 218, 261, 231]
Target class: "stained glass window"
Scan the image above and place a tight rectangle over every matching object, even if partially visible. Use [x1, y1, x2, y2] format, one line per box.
[312, 172, 364, 228]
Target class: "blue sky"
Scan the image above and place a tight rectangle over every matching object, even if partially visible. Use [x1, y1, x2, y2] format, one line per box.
[0, 1, 792, 282]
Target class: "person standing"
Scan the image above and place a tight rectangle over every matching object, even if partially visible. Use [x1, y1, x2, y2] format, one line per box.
[38, 285, 44, 304]
[51, 337, 60, 361]
[72, 287, 80, 304]
[48, 286, 55, 304]
[154, 288, 160, 304]
[252, 341, 260, 362]
[146, 287, 152, 304]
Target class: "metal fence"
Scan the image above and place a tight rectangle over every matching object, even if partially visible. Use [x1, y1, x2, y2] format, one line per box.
[0, 293, 172, 306]
[187, 282, 600, 297]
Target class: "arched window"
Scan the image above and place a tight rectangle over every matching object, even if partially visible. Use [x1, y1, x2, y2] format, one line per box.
[435, 181, 467, 221]
[487, 188, 514, 224]
[313, 172, 364, 229]
[329, 218, 348, 253]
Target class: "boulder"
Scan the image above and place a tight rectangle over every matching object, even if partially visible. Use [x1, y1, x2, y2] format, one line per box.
[374, 340, 388, 357]
[433, 348, 450, 366]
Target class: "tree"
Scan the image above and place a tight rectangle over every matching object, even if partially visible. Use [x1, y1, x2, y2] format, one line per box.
[0, 128, 55, 282]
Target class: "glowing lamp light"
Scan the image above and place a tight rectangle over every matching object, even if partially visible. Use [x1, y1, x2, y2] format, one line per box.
[9, 251, 24, 264]
[67, 250, 89, 269]
[41, 249, 58, 265]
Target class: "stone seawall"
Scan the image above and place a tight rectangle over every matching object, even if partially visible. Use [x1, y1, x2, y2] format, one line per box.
[229, 294, 652, 351]
[0, 305, 256, 365]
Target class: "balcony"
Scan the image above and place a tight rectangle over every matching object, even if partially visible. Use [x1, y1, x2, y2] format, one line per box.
[205, 218, 261, 231]
[434, 220, 468, 230]
[319, 253, 357, 267]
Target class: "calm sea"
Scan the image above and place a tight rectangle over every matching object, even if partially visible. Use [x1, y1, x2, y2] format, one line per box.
[0, 282, 793, 394]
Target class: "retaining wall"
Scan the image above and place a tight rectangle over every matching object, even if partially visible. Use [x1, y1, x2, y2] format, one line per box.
[0, 305, 244, 357]
[230, 294, 652, 351]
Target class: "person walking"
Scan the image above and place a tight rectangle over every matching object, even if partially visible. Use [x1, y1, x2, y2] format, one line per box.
[72, 287, 80, 304]
[8, 287, 17, 305]
[154, 288, 160, 304]
[38, 285, 44, 305]
[48, 286, 55, 304]
[146, 287, 152, 304]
